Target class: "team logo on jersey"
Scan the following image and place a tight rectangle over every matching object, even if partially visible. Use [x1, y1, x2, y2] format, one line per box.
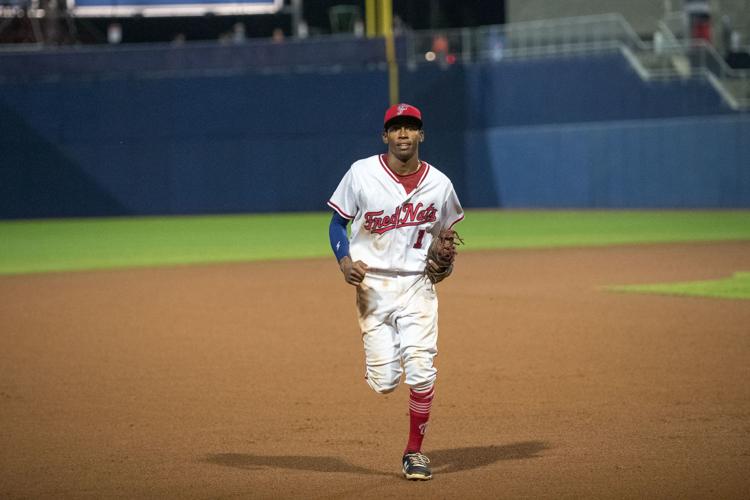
[363, 202, 437, 234]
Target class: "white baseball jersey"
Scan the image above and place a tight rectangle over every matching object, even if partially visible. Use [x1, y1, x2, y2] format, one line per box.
[328, 154, 464, 273]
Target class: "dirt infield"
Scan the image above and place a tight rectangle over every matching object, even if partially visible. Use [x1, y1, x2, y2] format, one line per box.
[2, 242, 749, 499]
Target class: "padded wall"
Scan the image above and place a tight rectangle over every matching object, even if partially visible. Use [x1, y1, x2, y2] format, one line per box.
[1, 49, 746, 218]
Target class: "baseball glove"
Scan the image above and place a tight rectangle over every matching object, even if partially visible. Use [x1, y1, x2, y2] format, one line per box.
[425, 229, 464, 284]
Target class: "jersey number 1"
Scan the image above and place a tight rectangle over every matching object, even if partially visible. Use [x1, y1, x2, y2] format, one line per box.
[413, 229, 426, 249]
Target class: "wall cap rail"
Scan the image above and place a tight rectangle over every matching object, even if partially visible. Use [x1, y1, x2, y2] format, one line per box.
[0, 11, 747, 109]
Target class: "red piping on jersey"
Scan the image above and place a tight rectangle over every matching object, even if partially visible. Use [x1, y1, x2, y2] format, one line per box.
[378, 154, 400, 183]
[327, 200, 354, 220]
[413, 161, 430, 190]
[378, 154, 430, 194]
[448, 213, 465, 229]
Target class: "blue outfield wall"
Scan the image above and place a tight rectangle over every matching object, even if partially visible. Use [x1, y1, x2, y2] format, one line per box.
[464, 115, 750, 208]
[0, 48, 747, 218]
[0, 68, 390, 218]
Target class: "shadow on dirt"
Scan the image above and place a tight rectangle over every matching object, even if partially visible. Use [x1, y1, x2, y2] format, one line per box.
[431, 441, 549, 473]
[203, 441, 548, 476]
[203, 453, 388, 475]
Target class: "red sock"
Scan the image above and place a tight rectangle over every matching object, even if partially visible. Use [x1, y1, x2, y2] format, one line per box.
[405, 385, 435, 454]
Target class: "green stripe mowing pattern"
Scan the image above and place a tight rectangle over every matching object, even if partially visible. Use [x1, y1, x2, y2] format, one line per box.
[607, 272, 750, 300]
[0, 213, 330, 275]
[460, 210, 750, 249]
[1, 210, 749, 275]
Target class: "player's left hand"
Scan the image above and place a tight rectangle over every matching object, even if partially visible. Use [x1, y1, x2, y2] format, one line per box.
[425, 229, 463, 284]
[427, 258, 452, 279]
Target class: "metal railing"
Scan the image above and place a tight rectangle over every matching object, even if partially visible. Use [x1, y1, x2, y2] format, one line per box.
[653, 15, 750, 108]
[405, 13, 641, 67]
[661, 12, 689, 42]
[1, 11, 747, 108]
[403, 13, 749, 109]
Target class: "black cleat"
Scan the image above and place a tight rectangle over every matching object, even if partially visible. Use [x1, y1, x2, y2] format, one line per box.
[402, 452, 432, 480]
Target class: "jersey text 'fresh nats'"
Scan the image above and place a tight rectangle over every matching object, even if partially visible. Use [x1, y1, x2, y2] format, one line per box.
[328, 154, 463, 273]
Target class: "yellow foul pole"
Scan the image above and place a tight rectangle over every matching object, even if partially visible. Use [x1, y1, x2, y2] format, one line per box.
[379, 0, 399, 105]
[365, 0, 376, 38]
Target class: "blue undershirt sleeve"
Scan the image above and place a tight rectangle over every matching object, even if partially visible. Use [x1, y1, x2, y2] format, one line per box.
[329, 212, 350, 262]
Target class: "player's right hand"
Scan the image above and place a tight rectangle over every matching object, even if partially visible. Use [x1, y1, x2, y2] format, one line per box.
[339, 256, 368, 286]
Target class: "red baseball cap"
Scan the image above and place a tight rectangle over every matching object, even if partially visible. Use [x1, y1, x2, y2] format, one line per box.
[383, 103, 423, 129]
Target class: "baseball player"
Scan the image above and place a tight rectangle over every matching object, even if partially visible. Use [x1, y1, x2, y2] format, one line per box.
[327, 103, 464, 480]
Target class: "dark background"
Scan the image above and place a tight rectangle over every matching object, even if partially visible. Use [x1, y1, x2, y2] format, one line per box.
[0, 0, 506, 44]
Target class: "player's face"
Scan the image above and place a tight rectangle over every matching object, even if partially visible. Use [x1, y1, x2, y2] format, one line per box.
[383, 120, 424, 162]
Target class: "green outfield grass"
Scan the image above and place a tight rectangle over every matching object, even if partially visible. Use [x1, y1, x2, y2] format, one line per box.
[607, 272, 750, 300]
[1, 210, 749, 276]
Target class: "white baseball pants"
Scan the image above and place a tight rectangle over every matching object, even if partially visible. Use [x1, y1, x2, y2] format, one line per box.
[355, 272, 438, 394]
